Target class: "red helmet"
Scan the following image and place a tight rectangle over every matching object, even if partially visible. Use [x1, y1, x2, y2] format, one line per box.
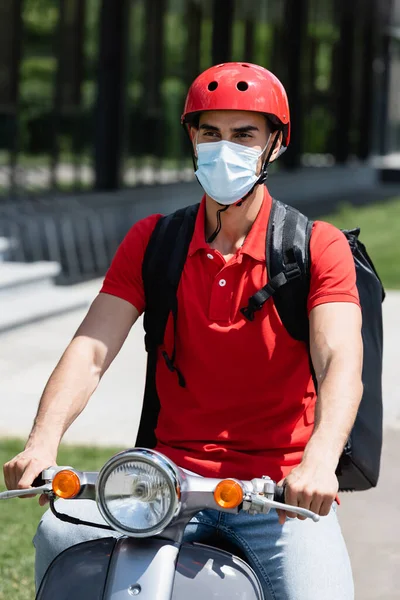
[182, 62, 290, 148]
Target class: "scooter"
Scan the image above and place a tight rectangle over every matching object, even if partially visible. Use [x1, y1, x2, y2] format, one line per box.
[1, 448, 319, 599]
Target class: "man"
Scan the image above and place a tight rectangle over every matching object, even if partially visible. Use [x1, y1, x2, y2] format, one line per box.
[4, 63, 362, 598]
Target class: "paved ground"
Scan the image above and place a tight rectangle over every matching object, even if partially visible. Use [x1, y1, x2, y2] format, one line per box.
[0, 284, 399, 598]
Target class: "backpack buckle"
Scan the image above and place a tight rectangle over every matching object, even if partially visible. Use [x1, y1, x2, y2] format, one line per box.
[285, 264, 302, 281]
[241, 305, 255, 321]
[240, 296, 263, 322]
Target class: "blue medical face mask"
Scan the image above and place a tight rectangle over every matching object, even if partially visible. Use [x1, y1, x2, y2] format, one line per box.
[195, 137, 270, 205]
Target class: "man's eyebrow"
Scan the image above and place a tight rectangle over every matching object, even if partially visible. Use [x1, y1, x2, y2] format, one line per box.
[232, 125, 259, 133]
[199, 124, 259, 133]
[199, 123, 220, 131]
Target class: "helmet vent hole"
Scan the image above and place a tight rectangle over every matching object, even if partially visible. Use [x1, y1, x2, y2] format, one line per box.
[241, 64, 250, 68]
[208, 81, 218, 91]
[237, 81, 249, 91]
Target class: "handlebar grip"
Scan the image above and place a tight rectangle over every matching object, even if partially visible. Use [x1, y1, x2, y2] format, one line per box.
[273, 485, 286, 504]
[32, 474, 45, 488]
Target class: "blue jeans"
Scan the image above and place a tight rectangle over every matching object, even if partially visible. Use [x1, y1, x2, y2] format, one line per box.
[34, 500, 353, 599]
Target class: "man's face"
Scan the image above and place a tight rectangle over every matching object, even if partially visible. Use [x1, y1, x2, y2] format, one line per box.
[191, 110, 281, 173]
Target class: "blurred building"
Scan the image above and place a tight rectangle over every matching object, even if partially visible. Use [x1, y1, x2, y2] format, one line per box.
[0, 0, 398, 195]
[0, 0, 399, 287]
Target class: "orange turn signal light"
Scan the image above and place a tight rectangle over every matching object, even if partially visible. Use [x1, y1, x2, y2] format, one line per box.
[214, 479, 243, 509]
[52, 470, 81, 499]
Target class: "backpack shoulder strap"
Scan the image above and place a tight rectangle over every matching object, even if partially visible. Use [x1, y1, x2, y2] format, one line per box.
[142, 202, 200, 365]
[136, 203, 199, 448]
[241, 198, 312, 343]
[268, 199, 313, 342]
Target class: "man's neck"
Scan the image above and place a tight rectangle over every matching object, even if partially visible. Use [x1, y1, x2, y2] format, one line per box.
[205, 185, 265, 256]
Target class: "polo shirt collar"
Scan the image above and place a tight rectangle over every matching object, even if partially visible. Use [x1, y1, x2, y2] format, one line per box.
[188, 187, 272, 262]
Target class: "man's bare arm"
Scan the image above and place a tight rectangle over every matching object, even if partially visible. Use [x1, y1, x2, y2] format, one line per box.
[3, 293, 139, 492]
[277, 302, 363, 523]
[304, 302, 363, 467]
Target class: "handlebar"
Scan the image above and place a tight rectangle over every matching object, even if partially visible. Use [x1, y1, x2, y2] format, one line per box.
[0, 467, 320, 522]
[0, 466, 67, 500]
[0, 483, 52, 500]
[273, 485, 286, 504]
[32, 474, 46, 488]
[273, 483, 319, 522]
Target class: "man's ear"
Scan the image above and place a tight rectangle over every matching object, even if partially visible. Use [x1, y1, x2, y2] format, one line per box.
[269, 131, 283, 162]
[190, 125, 199, 157]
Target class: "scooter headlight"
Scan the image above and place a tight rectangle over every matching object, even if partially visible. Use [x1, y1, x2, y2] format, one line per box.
[96, 449, 181, 538]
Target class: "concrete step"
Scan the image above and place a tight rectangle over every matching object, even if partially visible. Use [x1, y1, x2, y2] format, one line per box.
[0, 262, 101, 333]
[0, 261, 60, 293]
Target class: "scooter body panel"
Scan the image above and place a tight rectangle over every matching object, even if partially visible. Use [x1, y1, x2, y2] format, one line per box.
[173, 541, 265, 600]
[36, 536, 264, 600]
[36, 537, 118, 600]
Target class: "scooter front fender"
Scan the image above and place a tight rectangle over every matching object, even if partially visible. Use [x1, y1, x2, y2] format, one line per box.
[37, 536, 264, 600]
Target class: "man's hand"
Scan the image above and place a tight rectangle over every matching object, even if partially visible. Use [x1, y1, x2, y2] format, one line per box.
[276, 461, 339, 525]
[3, 445, 57, 506]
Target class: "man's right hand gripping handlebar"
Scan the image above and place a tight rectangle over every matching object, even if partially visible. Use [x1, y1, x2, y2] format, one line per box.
[3, 444, 57, 506]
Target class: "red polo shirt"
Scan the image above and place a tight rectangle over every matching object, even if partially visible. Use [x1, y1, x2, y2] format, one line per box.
[101, 189, 359, 483]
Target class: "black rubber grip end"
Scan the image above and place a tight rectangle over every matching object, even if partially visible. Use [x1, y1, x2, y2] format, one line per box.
[274, 485, 286, 504]
[32, 474, 45, 488]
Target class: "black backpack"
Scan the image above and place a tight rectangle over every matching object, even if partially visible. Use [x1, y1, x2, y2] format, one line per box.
[139, 198, 385, 492]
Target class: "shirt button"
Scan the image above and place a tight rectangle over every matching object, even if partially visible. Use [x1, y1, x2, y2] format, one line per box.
[207, 253, 214, 260]
[219, 279, 227, 287]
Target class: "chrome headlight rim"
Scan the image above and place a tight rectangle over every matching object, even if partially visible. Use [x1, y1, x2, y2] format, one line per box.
[96, 448, 181, 538]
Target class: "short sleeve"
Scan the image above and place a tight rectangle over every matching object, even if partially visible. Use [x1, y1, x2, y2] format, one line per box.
[100, 214, 162, 314]
[307, 221, 360, 315]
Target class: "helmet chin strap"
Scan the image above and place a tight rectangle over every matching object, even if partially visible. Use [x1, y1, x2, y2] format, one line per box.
[206, 205, 229, 244]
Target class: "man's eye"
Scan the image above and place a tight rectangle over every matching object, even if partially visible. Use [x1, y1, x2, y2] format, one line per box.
[204, 131, 219, 137]
[236, 133, 251, 139]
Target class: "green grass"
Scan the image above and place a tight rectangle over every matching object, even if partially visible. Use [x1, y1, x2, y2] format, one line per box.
[318, 197, 400, 289]
[0, 439, 122, 600]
